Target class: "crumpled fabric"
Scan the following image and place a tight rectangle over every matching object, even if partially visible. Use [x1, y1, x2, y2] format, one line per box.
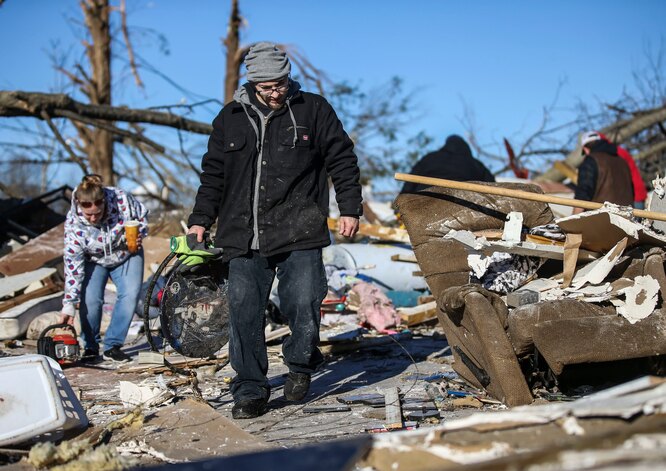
[350, 281, 401, 332]
[529, 223, 566, 241]
[469, 253, 542, 294]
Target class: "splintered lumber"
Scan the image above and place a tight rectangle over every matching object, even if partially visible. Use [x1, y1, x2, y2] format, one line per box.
[327, 218, 410, 243]
[397, 301, 438, 326]
[0, 267, 56, 299]
[390, 253, 418, 263]
[0, 223, 64, 276]
[394, 173, 666, 222]
[553, 161, 578, 183]
[266, 326, 291, 342]
[118, 354, 228, 374]
[384, 387, 403, 430]
[320, 332, 412, 355]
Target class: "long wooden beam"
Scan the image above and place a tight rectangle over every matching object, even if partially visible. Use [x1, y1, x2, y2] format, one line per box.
[394, 173, 666, 223]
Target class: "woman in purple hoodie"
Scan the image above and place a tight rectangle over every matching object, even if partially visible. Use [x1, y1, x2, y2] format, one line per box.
[60, 174, 148, 363]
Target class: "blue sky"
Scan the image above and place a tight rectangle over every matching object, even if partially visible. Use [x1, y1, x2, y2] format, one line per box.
[1, 0, 665, 190]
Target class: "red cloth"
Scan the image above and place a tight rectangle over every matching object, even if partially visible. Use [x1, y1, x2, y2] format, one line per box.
[598, 133, 647, 203]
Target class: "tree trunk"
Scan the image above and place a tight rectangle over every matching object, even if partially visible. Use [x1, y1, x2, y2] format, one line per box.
[223, 0, 243, 104]
[82, 0, 114, 184]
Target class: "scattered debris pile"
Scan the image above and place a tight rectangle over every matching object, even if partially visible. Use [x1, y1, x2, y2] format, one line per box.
[361, 376, 666, 470]
[396, 182, 666, 406]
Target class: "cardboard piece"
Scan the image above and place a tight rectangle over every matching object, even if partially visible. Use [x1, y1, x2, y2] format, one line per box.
[562, 233, 582, 288]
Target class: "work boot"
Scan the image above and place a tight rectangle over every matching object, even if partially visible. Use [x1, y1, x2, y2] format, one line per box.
[103, 346, 131, 363]
[231, 398, 267, 419]
[80, 349, 101, 364]
[284, 372, 311, 401]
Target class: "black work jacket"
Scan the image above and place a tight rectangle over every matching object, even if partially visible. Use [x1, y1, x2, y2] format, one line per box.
[188, 83, 362, 262]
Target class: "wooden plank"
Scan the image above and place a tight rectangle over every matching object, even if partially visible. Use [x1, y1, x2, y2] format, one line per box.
[447, 229, 599, 262]
[0, 223, 64, 276]
[525, 234, 565, 246]
[397, 301, 438, 326]
[383, 387, 403, 430]
[358, 223, 410, 243]
[394, 173, 666, 222]
[418, 295, 435, 304]
[118, 354, 228, 374]
[320, 332, 412, 355]
[554, 160, 578, 184]
[0, 267, 56, 299]
[327, 218, 410, 243]
[0, 284, 60, 314]
[473, 229, 503, 240]
[266, 326, 291, 342]
[390, 254, 418, 263]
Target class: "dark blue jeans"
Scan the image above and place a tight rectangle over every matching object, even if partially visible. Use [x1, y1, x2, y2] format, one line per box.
[228, 249, 327, 401]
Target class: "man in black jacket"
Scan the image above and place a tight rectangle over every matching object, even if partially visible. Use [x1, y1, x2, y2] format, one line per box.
[399, 134, 494, 194]
[187, 42, 362, 419]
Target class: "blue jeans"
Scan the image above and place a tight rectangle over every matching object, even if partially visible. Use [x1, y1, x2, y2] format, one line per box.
[228, 249, 327, 401]
[79, 251, 144, 352]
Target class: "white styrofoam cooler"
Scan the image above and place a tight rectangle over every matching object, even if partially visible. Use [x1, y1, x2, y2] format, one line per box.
[0, 354, 88, 446]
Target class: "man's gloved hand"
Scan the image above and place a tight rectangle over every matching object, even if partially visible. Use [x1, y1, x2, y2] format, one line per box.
[170, 234, 223, 271]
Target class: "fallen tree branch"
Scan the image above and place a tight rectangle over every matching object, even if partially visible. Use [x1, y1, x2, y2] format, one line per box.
[0, 90, 212, 135]
[57, 109, 165, 153]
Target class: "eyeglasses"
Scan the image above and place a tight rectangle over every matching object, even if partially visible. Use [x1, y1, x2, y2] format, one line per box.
[78, 198, 104, 209]
[255, 80, 289, 95]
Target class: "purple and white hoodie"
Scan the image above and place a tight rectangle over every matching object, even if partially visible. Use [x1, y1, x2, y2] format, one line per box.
[61, 186, 149, 314]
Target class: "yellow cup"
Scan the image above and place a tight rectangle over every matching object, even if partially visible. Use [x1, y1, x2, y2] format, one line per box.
[124, 221, 140, 254]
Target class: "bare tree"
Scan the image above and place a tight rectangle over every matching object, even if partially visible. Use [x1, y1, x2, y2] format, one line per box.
[464, 46, 666, 190]
[221, 0, 328, 103]
[79, 0, 114, 182]
[1, 0, 432, 205]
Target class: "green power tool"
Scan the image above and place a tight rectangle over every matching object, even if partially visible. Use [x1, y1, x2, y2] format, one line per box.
[143, 234, 228, 358]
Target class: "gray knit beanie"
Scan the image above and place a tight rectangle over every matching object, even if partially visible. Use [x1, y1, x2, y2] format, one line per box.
[245, 42, 291, 82]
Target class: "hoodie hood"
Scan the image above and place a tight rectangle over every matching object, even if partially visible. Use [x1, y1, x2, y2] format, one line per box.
[442, 134, 474, 160]
[587, 139, 619, 157]
[69, 186, 110, 227]
[233, 79, 303, 150]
